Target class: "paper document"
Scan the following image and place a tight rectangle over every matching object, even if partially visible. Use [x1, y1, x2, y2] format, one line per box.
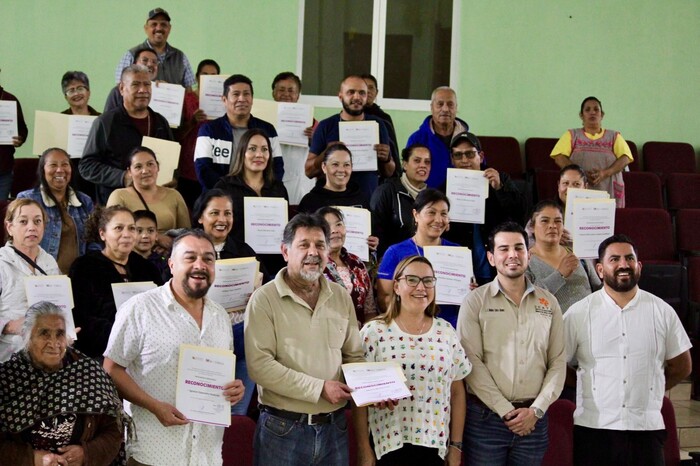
[571, 198, 616, 259]
[33, 111, 98, 157]
[564, 188, 609, 230]
[423, 246, 473, 305]
[67, 115, 98, 156]
[339, 121, 378, 172]
[111, 281, 157, 311]
[250, 99, 277, 126]
[342, 362, 411, 407]
[24, 275, 77, 340]
[141, 136, 181, 185]
[150, 82, 185, 128]
[199, 75, 228, 119]
[244, 197, 288, 254]
[208, 257, 259, 311]
[277, 103, 313, 146]
[0, 101, 18, 145]
[445, 168, 489, 224]
[335, 206, 371, 262]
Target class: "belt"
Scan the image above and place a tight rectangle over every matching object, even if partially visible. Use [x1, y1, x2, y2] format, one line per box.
[470, 396, 535, 411]
[260, 405, 345, 426]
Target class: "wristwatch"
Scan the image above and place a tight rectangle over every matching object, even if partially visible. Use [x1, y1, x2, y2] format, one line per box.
[532, 407, 544, 419]
[448, 439, 463, 450]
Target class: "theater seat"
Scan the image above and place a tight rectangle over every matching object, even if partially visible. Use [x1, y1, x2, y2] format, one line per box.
[615, 208, 676, 263]
[626, 140, 641, 171]
[643, 141, 696, 184]
[542, 399, 575, 466]
[524, 137, 559, 174]
[534, 170, 560, 203]
[623, 171, 664, 208]
[667, 174, 700, 210]
[222, 415, 256, 466]
[478, 136, 524, 179]
[10, 157, 39, 198]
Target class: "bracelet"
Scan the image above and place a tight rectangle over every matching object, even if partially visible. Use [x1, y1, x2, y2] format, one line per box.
[449, 440, 463, 451]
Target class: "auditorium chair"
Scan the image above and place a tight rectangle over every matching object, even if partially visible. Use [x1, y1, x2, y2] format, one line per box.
[533, 170, 560, 203]
[622, 171, 664, 208]
[222, 415, 256, 466]
[524, 137, 559, 174]
[478, 136, 525, 180]
[10, 157, 39, 198]
[643, 141, 696, 184]
[626, 140, 641, 171]
[667, 174, 700, 211]
[542, 399, 575, 466]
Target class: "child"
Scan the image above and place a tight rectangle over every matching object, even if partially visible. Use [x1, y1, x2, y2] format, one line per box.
[133, 210, 170, 281]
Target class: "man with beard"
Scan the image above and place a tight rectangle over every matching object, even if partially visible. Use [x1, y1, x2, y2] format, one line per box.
[104, 230, 244, 466]
[305, 75, 396, 197]
[564, 234, 691, 466]
[457, 221, 565, 465]
[245, 213, 364, 466]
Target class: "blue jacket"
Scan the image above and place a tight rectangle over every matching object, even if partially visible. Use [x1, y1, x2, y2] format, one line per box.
[406, 115, 469, 188]
[193, 114, 284, 189]
[17, 186, 94, 258]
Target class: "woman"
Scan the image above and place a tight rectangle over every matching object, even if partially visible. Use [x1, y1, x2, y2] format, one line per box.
[557, 163, 588, 210]
[317, 206, 376, 326]
[355, 256, 470, 466]
[107, 146, 191, 252]
[69, 206, 163, 359]
[526, 200, 601, 313]
[0, 301, 124, 466]
[18, 148, 94, 273]
[60, 71, 100, 116]
[0, 199, 60, 362]
[551, 96, 633, 208]
[214, 129, 289, 276]
[370, 144, 431, 257]
[377, 189, 461, 327]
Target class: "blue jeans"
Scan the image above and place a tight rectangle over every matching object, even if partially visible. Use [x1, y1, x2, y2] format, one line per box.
[253, 409, 349, 466]
[231, 322, 255, 415]
[0, 171, 12, 200]
[465, 402, 549, 466]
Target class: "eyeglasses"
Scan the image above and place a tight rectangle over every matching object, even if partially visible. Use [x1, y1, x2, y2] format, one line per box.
[65, 86, 88, 96]
[452, 150, 479, 160]
[397, 275, 437, 288]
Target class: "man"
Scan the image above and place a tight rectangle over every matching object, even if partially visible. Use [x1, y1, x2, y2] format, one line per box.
[80, 64, 172, 204]
[457, 221, 565, 465]
[564, 235, 692, 466]
[442, 132, 526, 284]
[245, 213, 364, 466]
[115, 8, 195, 89]
[104, 230, 244, 466]
[406, 86, 469, 188]
[305, 75, 396, 197]
[0, 69, 28, 200]
[194, 74, 283, 189]
[104, 47, 159, 113]
[271, 71, 316, 204]
[361, 73, 398, 153]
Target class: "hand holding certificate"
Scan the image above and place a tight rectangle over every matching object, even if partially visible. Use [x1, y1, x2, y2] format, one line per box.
[571, 198, 616, 258]
[446, 168, 489, 224]
[244, 197, 288, 254]
[150, 82, 185, 128]
[342, 362, 411, 407]
[0, 101, 18, 145]
[208, 257, 259, 311]
[199, 75, 228, 119]
[339, 121, 379, 172]
[423, 246, 473, 305]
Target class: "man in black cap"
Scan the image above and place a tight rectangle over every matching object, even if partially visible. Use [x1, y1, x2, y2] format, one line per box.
[114, 7, 195, 90]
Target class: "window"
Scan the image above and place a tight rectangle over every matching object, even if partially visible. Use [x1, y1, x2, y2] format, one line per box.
[298, 0, 460, 110]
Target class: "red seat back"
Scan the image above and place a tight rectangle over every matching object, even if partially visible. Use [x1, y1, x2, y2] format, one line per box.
[622, 171, 664, 208]
[525, 137, 559, 173]
[542, 399, 575, 466]
[478, 136, 524, 179]
[615, 208, 676, 262]
[222, 415, 256, 466]
[643, 141, 696, 184]
[667, 173, 700, 210]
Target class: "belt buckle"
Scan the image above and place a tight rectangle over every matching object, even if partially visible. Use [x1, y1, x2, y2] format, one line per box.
[307, 413, 318, 425]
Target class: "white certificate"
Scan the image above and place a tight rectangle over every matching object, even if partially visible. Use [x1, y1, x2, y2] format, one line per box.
[33, 111, 98, 158]
[423, 246, 473, 305]
[339, 121, 378, 172]
[0, 101, 18, 145]
[277, 103, 313, 147]
[24, 275, 77, 340]
[571, 198, 616, 259]
[244, 197, 288, 254]
[67, 115, 98, 157]
[150, 82, 185, 128]
[336, 206, 371, 262]
[445, 168, 489, 224]
[176, 344, 235, 427]
[342, 362, 411, 407]
[208, 257, 259, 311]
[141, 136, 181, 185]
[111, 281, 157, 311]
[564, 188, 610, 230]
[199, 75, 228, 119]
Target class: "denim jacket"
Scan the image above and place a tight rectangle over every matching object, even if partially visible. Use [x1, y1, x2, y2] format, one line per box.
[17, 186, 94, 258]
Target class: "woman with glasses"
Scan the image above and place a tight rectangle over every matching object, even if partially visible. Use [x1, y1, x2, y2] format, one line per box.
[60, 71, 100, 116]
[354, 255, 471, 466]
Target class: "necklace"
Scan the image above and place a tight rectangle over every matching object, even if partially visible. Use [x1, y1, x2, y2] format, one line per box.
[396, 315, 429, 335]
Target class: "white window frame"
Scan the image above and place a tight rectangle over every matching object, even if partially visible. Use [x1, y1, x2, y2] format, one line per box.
[296, 0, 461, 111]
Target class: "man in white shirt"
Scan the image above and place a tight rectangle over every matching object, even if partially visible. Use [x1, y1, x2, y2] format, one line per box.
[104, 230, 244, 466]
[564, 234, 692, 466]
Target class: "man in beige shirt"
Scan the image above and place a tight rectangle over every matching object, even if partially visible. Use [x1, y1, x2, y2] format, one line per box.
[245, 212, 364, 466]
[457, 221, 565, 465]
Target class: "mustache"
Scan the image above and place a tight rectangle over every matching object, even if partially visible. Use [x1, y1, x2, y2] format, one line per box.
[303, 256, 321, 265]
[615, 268, 633, 276]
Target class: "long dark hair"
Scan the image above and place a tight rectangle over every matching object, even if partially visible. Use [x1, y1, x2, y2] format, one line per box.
[228, 128, 274, 184]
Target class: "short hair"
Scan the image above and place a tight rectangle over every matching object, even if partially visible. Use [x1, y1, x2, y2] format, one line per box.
[271, 72, 302, 92]
[228, 128, 274, 183]
[132, 47, 158, 63]
[36, 148, 75, 205]
[282, 213, 330, 247]
[559, 164, 588, 185]
[361, 74, 378, 87]
[322, 142, 352, 163]
[430, 86, 456, 103]
[597, 234, 638, 261]
[133, 209, 158, 226]
[171, 229, 216, 256]
[414, 188, 450, 213]
[22, 301, 72, 350]
[580, 96, 603, 114]
[120, 63, 150, 81]
[126, 145, 158, 167]
[191, 188, 233, 227]
[315, 206, 344, 223]
[84, 205, 134, 244]
[375, 255, 439, 325]
[401, 143, 431, 163]
[339, 74, 367, 90]
[5, 199, 47, 240]
[223, 74, 253, 97]
[487, 221, 529, 253]
[61, 71, 90, 94]
[196, 59, 220, 77]
[528, 200, 563, 241]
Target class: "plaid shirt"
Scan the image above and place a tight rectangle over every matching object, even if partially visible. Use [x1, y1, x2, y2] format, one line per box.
[114, 41, 195, 87]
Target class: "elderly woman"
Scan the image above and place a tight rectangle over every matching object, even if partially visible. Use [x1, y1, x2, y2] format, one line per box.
[17, 148, 94, 274]
[551, 96, 633, 208]
[0, 301, 124, 466]
[354, 256, 470, 466]
[0, 199, 60, 362]
[60, 71, 100, 116]
[69, 206, 163, 359]
[526, 200, 600, 313]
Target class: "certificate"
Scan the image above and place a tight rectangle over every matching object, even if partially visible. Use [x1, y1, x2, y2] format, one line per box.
[277, 103, 313, 147]
[342, 362, 411, 407]
[208, 257, 259, 311]
[571, 198, 616, 259]
[564, 188, 609, 230]
[0, 101, 18, 145]
[199, 75, 228, 119]
[339, 121, 378, 172]
[244, 197, 288, 254]
[250, 99, 278, 126]
[111, 281, 157, 311]
[150, 82, 185, 128]
[335, 206, 371, 262]
[33, 111, 98, 158]
[67, 115, 98, 157]
[176, 344, 235, 426]
[24, 275, 77, 340]
[446, 168, 489, 224]
[142, 136, 181, 185]
[423, 246, 473, 305]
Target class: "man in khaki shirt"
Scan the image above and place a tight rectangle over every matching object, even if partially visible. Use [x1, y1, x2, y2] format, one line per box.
[457, 221, 565, 465]
[245, 213, 364, 466]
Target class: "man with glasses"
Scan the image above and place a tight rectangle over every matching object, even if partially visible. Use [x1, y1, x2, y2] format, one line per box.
[104, 47, 159, 113]
[442, 132, 526, 284]
[457, 221, 566, 466]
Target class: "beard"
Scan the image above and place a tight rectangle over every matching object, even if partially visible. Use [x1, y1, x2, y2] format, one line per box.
[298, 255, 323, 283]
[182, 272, 212, 299]
[603, 268, 639, 292]
[342, 99, 364, 116]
